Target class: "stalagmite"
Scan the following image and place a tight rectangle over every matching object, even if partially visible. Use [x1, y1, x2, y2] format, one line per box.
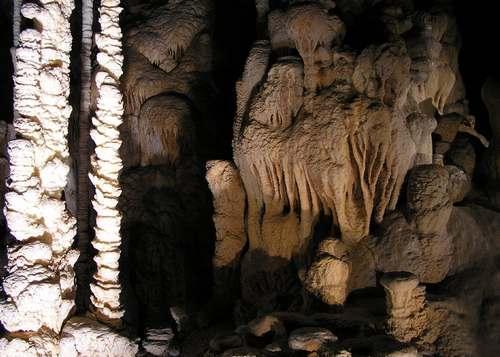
[88, 0, 125, 325]
[0, 0, 78, 354]
[380, 272, 427, 343]
[305, 256, 350, 306]
[206, 160, 246, 299]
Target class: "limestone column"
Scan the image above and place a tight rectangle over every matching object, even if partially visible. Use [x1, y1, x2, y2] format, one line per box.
[88, 0, 126, 326]
[0, 0, 78, 354]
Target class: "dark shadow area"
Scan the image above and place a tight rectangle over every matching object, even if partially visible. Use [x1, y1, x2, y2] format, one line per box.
[212, 0, 257, 159]
[455, 0, 500, 136]
[454, 0, 499, 188]
[118, 162, 216, 336]
[0, 0, 13, 125]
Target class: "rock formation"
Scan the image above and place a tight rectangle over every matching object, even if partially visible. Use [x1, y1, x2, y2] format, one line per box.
[60, 317, 138, 356]
[206, 160, 246, 302]
[380, 272, 427, 343]
[207, 1, 500, 355]
[88, 0, 126, 326]
[0, 0, 78, 354]
[117, 0, 215, 352]
[0, 0, 499, 356]
[232, 0, 415, 308]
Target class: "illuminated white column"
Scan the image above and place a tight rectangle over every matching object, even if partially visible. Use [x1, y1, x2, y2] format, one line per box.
[0, 0, 78, 354]
[88, 0, 125, 325]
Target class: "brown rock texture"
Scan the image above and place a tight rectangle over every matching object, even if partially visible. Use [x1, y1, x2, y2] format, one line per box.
[1, 0, 499, 356]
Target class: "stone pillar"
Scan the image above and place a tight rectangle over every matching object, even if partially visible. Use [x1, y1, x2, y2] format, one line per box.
[380, 272, 427, 343]
[0, 0, 78, 354]
[59, 1, 138, 355]
[88, 0, 125, 326]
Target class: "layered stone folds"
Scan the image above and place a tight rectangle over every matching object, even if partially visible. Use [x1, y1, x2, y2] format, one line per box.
[88, 0, 126, 325]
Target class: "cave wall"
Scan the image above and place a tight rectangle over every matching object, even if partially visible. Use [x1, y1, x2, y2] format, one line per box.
[0, 0, 499, 356]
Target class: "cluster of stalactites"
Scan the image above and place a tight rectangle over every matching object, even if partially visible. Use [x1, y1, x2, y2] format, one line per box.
[88, 0, 125, 325]
[0, 0, 78, 354]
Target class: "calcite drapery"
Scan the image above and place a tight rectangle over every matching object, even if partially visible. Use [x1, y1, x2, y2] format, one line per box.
[226, 0, 494, 315]
[233, 2, 417, 307]
[0, 0, 77, 354]
[88, 0, 125, 324]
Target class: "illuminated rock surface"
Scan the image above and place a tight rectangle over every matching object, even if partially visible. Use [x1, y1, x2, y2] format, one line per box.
[1, 0, 77, 353]
[88, 0, 126, 325]
[0, 0, 499, 356]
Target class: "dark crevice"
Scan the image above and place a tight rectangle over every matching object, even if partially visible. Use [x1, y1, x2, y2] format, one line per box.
[212, 0, 257, 159]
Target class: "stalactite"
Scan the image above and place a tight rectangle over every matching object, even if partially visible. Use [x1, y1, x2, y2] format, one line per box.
[0, 0, 78, 354]
[88, 0, 125, 326]
[125, 0, 211, 73]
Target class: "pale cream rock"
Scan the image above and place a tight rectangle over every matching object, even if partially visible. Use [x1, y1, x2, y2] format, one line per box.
[1, 0, 77, 352]
[87, 0, 125, 325]
[7, 241, 53, 265]
[60, 317, 138, 357]
[249, 58, 303, 129]
[234, 41, 270, 133]
[268, 3, 345, 90]
[0, 334, 59, 357]
[406, 112, 437, 166]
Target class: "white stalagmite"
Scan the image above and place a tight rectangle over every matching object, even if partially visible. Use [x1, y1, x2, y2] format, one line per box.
[0, 0, 78, 355]
[89, 0, 125, 325]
